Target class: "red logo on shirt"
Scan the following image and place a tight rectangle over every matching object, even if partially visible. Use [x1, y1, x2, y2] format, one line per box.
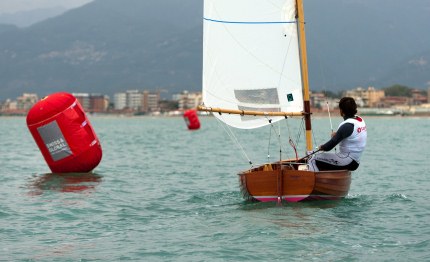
[357, 126, 366, 133]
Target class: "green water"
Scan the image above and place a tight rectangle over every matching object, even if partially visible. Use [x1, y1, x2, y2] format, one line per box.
[0, 116, 429, 261]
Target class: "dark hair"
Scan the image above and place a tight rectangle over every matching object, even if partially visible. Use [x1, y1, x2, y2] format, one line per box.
[339, 97, 357, 117]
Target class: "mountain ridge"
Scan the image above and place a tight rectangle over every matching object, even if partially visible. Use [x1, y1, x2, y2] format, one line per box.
[0, 7, 69, 28]
[0, 0, 429, 100]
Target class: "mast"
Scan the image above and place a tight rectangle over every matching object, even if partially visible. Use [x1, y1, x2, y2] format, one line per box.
[296, 0, 313, 151]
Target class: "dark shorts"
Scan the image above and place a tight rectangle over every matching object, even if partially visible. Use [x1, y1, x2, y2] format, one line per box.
[316, 159, 359, 171]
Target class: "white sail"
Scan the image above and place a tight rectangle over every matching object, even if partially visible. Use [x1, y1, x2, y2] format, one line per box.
[202, 0, 303, 129]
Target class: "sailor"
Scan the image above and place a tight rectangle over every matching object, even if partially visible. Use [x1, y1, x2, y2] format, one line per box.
[308, 97, 367, 172]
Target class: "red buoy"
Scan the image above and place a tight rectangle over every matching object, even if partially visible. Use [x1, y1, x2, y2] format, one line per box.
[26, 92, 102, 173]
[183, 109, 201, 130]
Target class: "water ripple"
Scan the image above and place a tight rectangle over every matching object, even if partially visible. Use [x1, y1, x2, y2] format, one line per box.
[1, 117, 429, 261]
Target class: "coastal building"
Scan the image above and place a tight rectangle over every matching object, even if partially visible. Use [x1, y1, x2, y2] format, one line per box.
[89, 94, 109, 113]
[142, 91, 160, 112]
[366, 87, 386, 107]
[73, 93, 109, 113]
[0, 93, 38, 115]
[113, 89, 161, 113]
[0, 99, 17, 111]
[113, 93, 127, 110]
[16, 93, 39, 111]
[126, 90, 142, 111]
[411, 89, 427, 105]
[1, 86, 427, 116]
[428, 86, 430, 103]
[174, 91, 202, 110]
[309, 92, 326, 109]
[309, 91, 338, 111]
[344, 87, 385, 107]
[379, 96, 410, 107]
[73, 93, 90, 110]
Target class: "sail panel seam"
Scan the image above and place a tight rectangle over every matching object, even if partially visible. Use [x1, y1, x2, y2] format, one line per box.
[204, 18, 296, 24]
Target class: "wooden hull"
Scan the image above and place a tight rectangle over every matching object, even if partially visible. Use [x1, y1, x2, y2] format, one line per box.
[238, 161, 351, 202]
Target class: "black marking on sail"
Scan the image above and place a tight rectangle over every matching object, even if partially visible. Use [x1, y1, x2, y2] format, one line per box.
[234, 88, 280, 104]
[234, 88, 281, 121]
[287, 93, 294, 102]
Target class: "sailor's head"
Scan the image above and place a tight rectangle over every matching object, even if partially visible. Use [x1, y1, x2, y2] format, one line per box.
[339, 97, 357, 117]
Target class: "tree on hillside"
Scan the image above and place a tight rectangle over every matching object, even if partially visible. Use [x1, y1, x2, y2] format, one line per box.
[322, 90, 342, 98]
[383, 84, 412, 97]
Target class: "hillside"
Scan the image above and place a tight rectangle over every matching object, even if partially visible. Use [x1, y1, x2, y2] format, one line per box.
[0, 0, 429, 100]
[0, 0, 202, 99]
[0, 7, 68, 27]
[305, 0, 430, 90]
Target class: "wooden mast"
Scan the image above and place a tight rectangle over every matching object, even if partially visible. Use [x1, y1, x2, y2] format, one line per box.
[296, 0, 313, 151]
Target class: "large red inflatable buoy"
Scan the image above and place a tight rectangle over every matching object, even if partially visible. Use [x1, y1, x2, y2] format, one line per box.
[26, 92, 102, 173]
[183, 109, 200, 130]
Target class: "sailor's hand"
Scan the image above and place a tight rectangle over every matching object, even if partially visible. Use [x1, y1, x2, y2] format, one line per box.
[331, 132, 336, 137]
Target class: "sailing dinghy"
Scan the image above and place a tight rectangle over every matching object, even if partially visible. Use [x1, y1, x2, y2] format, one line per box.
[198, 0, 351, 202]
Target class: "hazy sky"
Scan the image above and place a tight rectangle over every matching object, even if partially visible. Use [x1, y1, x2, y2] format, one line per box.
[0, 0, 93, 14]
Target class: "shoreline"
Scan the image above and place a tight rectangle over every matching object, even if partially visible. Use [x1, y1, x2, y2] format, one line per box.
[1, 112, 429, 118]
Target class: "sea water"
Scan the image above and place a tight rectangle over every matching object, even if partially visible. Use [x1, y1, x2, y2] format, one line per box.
[0, 116, 429, 261]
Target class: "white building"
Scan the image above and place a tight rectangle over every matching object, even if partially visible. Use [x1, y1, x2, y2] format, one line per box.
[126, 90, 143, 110]
[143, 91, 160, 112]
[113, 92, 127, 110]
[113, 90, 142, 110]
[114, 90, 160, 112]
[72, 93, 90, 109]
[0, 99, 17, 111]
[174, 91, 202, 110]
[16, 93, 39, 110]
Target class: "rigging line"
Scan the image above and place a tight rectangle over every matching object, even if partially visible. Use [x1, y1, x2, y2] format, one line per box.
[310, 115, 319, 153]
[285, 116, 298, 160]
[278, 120, 282, 162]
[214, 114, 253, 166]
[281, 118, 295, 160]
[267, 122, 273, 162]
[293, 117, 307, 157]
[294, 117, 305, 149]
[265, 116, 287, 161]
[326, 99, 336, 153]
[327, 100, 334, 132]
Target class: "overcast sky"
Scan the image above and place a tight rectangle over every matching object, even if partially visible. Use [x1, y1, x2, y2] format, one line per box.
[0, 0, 93, 14]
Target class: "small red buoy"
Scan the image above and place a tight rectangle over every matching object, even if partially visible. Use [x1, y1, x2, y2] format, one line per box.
[26, 92, 102, 173]
[183, 109, 200, 130]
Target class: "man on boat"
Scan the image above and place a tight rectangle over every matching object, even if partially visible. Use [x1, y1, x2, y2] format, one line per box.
[308, 97, 367, 172]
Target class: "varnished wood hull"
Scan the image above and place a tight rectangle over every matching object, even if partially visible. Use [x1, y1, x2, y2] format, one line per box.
[238, 162, 351, 202]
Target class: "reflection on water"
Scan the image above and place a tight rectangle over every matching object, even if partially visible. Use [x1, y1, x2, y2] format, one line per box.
[27, 172, 102, 195]
[238, 199, 348, 236]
